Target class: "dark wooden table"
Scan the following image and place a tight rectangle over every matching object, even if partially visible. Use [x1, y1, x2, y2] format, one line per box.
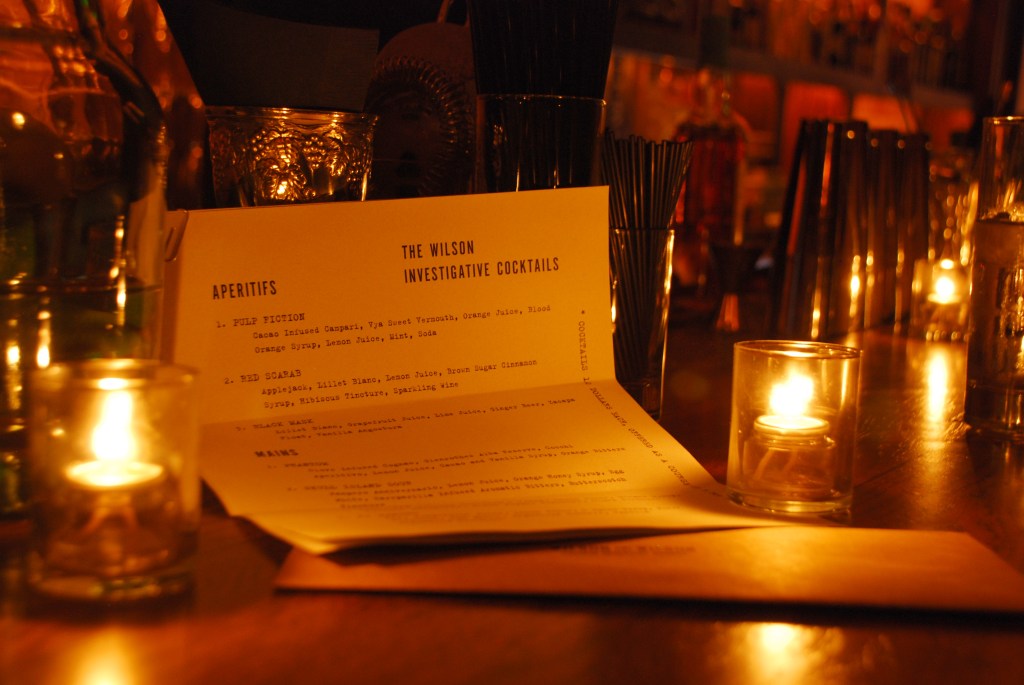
[3, 325, 1024, 684]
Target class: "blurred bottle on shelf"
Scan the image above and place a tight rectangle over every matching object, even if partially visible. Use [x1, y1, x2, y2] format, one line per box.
[670, 6, 751, 311]
[885, 0, 969, 92]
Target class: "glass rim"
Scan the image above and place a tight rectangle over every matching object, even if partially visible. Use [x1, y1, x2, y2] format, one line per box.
[734, 339, 862, 360]
[205, 105, 379, 125]
[476, 94, 607, 105]
[30, 359, 198, 390]
[984, 116, 1024, 126]
[610, 227, 674, 234]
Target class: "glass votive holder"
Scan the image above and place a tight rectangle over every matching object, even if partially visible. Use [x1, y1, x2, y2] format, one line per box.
[25, 360, 200, 602]
[206, 105, 378, 207]
[910, 258, 969, 341]
[726, 340, 861, 514]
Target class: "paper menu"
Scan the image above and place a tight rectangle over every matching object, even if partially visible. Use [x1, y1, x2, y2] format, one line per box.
[165, 188, 784, 552]
[276, 527, 1024, 614]
[165, 188, 613, 424]
[196, 380, 778, 553]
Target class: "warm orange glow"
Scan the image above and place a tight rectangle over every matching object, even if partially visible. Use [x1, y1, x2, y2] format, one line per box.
[851, 94, 912, 132]
[925, 349, 951, 423]
[780, 83, 849, 169]
[734, 622, 848, 683]
[931, 273, 958, 303]
[71, 633, 139, 685]
[36, 309, 51, 369]
[769, 374, 814, 417]
[91, 382, 136, 462]
[64, 384, 163, 490]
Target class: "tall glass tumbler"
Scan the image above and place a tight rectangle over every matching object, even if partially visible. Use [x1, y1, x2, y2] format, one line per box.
[610, 228, 674, 419]
[466, 0, 619, 99]
[964, 117, 1024, 438]
[475, 94, 606, 193]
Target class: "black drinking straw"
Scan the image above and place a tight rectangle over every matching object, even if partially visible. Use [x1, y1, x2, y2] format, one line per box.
[602, 132, 692, 392]
[601, 131, 692, 230]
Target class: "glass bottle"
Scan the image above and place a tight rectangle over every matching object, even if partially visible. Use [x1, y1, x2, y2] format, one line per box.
[963, 117, 1024, 438]
[671, 9, 750, 305]
[0, 0, 168, 514]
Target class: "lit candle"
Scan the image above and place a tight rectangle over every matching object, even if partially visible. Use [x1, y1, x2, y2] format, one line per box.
[910, 258, 969, 340]
[746, 372, 835, 493]
[755, 373, 829, 437]
[926, 259, 963, 305]
[65, 379, 164, 490]
[66, 460, 163, 489]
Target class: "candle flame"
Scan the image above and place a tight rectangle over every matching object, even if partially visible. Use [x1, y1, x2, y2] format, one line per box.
[933, 274, 956, 302]
[769, 374, 814, 417]
[91, 383, 136, 462]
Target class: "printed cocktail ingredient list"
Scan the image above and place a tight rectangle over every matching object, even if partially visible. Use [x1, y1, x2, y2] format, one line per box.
[165, 187, 781, 553]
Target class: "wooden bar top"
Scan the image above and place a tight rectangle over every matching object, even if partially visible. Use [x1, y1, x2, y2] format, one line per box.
[3, 325, 1024, 684]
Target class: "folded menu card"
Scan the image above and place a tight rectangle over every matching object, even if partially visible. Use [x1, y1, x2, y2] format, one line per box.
[276, 527, 1024, 614]
[164, 188, 785, 553]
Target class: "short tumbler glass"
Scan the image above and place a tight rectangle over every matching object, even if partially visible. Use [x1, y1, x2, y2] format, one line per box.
[207, 105, 378, 207]
[726, 340, 861, 514]
[26, 360, 200, 601]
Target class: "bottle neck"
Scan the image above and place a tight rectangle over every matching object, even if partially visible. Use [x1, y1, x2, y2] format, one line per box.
[695, 65, 734, 121]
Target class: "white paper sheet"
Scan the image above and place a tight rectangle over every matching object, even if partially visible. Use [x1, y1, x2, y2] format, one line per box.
[166, 188, 784, 552]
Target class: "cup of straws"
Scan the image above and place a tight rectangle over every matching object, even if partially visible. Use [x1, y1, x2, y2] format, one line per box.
[603, 132, 693, 419]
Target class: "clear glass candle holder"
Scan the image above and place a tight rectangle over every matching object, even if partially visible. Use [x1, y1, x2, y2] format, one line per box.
[25, 360, 200, 601]
[910, 257, 969, 341]
[726, 340, 861, 514]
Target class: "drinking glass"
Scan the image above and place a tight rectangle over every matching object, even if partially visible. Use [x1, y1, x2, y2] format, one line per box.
[0, 0, 167, 515]
[964, 117, 1024, 438]
[475, 94, 606, 193]
[206, 106, 378, 206]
